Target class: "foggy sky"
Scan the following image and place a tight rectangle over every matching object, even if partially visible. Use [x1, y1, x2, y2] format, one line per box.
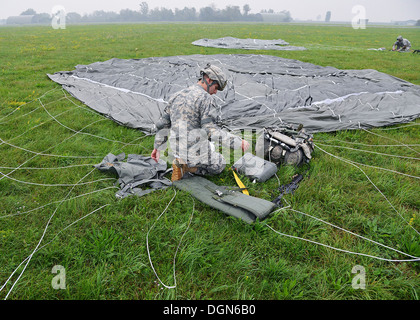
[1, 0, 419, 22]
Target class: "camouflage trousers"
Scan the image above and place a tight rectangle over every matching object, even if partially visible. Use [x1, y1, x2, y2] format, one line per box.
[169, 138, 226, 176]
[193, 151, 226, 176]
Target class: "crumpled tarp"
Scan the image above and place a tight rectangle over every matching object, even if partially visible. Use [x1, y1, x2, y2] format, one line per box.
[192, 37, 307, 51]
[48, 54, 420, 134]
[94, 153, 171, 198]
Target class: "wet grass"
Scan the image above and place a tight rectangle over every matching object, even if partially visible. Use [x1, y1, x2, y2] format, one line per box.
[0, 22, 419, 301]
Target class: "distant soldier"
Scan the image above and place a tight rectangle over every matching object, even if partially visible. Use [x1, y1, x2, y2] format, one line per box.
[151, 63, 250, 181]
[392, 35, 411, 52]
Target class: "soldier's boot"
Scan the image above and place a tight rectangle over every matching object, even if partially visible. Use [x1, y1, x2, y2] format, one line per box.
[171, 158, 197, 182]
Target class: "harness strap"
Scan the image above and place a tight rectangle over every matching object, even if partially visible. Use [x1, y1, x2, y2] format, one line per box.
[232, 169, 249, 195]
[202, 77, 218, 93]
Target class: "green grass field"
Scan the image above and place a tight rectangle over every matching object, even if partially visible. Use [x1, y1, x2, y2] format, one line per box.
[0, 22, 419, 301]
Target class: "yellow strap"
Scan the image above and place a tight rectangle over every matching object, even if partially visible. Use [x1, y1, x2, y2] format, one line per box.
[232, 170, 249, 195]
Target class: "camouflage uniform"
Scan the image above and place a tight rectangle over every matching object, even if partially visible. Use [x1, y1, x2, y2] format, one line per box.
[393, 36, 411, 52]
[154, 83, 242, 175]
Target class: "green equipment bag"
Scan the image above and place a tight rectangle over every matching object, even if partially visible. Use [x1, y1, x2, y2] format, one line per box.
[173, 176, 276, 224]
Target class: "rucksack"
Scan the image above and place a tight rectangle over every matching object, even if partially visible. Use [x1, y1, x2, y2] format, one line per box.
[255, 125, 314, 166]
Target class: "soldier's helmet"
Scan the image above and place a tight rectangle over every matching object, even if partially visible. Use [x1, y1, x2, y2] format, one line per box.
[397, 35, 403, 41]
[200, 63, 227, 91]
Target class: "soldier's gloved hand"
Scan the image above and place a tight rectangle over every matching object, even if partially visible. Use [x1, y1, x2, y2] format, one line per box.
[241, 140, 250, 152]
[151, 149, 160, 162]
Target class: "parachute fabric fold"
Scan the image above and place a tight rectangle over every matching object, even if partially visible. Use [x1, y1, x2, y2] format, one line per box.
[191, 37, 307, 51]
[48, 54, 420, 134]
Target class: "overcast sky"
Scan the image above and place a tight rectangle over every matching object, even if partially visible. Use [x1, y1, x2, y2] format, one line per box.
[1, 0, 419, 22]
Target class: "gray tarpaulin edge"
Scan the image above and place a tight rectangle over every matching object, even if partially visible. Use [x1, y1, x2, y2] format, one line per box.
[191, 37, 307, 51]
[47, 54, 420, 134]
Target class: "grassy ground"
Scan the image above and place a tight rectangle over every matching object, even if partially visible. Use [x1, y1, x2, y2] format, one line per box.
[0, 22, 419, 301]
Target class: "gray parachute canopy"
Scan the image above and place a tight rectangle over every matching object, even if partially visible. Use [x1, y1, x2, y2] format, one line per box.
[192, 37, 307, 51]
[48, 54, 420, 134]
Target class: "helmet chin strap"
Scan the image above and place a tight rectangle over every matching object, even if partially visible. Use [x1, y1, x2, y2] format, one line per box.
[202, 77, 217, 93]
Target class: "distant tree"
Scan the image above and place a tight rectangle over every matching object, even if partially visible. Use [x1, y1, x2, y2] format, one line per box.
[21, 3, 264, 24]
[66, 12, 82, 24]
[220, 6, 242, 21]
[258, 10, 292, 22]
[325, 11, 331, 22]
[119, 9, 140, 21]
[250, 13, 263, 22]
[281, 10, 292, 22]
[88, 10, 119, 22]
[260, 9, 275, 14]
[199, 6, 218, 21]
[159, 7, 174, 21]
[149, 7, 174, 21]
[21, 8, 36, 15]
[415, 19, 420, 26]
[139, 2, 149, 16]
[174, 7, 197, 21]
[243, 4, 251, 16]
[32, 13, 51, 24]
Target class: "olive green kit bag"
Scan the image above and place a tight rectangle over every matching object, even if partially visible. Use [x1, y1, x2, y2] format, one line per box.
[174, 176, 276, 224]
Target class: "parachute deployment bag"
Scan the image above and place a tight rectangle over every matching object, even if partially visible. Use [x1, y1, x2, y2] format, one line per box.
[173, 176, 276, 224]
[232, 153, 277, 183]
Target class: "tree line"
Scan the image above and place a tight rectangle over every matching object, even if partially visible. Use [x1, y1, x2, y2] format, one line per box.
[17, 3, 294, 24]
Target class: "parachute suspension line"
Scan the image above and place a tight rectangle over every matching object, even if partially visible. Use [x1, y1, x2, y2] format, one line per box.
[0, 203, 110, 297]
[0, 163, 97, 171]
[377, 122, 420, 131]
[0, 186, 118, 219]
[146, 189, 195, 290]
[361, 128, 420, 156]
[0, 103, 75, 147]
[38, 97, 146, 147]
[0, 116, 116, 187]
[0, 109, 117, 183]
[307, 136, 420, 179]
[265, 192, 420, 262]
[315, 142, 420, 161]
[266, 224, 420, 262]
[0, 134, 104, 159]
[2, 168, 97, 300]
[0, 87, 61, 123]
[0, 170, 115, 188]
[61, 89, 153, 150]
[289, 208, 419, 260]
[262, 124, 420, 262]
[0, 87, 153, 298]
[0, 88, 154, 186]
[315, 144, 420, 236]
[265, 185, 420, 263]
[312, 143, 419, 180]
[314, 137, 420, 148]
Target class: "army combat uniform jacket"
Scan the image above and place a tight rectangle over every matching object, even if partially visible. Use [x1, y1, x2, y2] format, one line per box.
[153, 83, 242, 175]
[394, 38, 411, 51]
